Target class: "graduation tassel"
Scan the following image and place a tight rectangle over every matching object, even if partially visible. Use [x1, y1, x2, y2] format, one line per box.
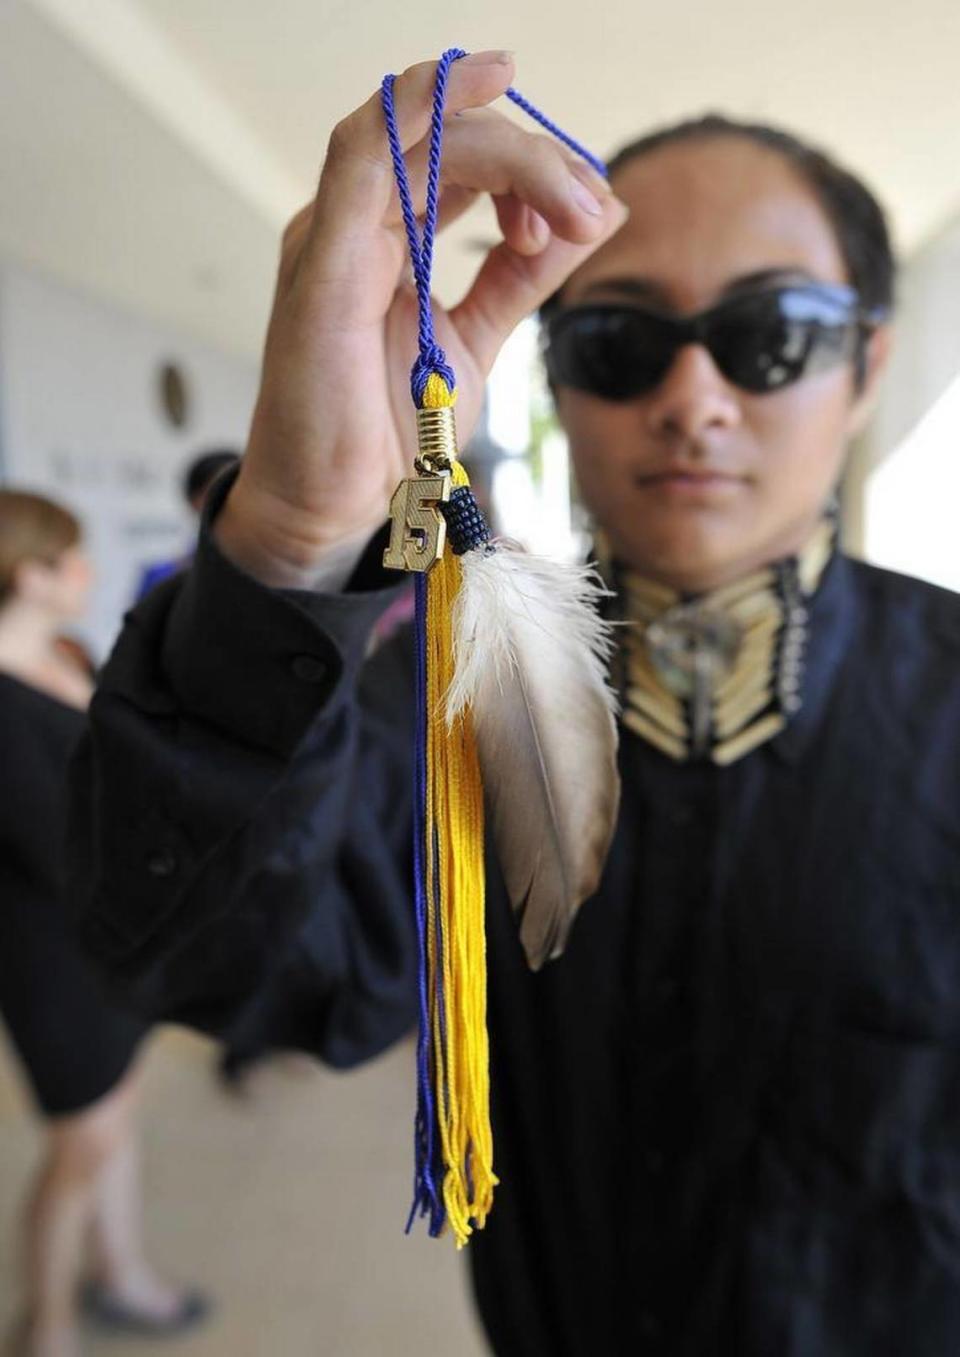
[405, 379, 496, 1246]
[380, 49, 619, 1246]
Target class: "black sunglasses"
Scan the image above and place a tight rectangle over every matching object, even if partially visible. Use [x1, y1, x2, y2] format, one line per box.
[543, 283, 887, 400]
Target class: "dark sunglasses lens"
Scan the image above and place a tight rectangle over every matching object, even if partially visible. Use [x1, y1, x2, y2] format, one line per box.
[710, 289, 859, 392]
[548, 309, 675, 400]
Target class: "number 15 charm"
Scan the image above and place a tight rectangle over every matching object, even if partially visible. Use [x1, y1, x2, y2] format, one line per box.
[382, 475, 451, 573]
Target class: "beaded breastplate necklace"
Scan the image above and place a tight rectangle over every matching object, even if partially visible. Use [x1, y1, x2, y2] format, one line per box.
[610, 522, 834, 765]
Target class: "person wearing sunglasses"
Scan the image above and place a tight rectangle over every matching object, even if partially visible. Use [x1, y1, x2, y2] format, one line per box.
[72, 54, 960, 1357]
[544, 279, 884, 403]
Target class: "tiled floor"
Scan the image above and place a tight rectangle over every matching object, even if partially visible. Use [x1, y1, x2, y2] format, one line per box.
[0, 1027, 489, 1356]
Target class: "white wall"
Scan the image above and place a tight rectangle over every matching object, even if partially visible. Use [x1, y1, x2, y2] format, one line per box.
[854, 215, 960, 590]
[868, 216, 960, 467]
[0, 261, 258, 658]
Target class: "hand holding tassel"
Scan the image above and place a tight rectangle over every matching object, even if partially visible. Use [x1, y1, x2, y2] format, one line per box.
[379, 47, 620, 1245]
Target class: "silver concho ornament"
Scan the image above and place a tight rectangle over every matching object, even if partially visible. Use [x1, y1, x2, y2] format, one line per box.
[645, 603, 744, 757]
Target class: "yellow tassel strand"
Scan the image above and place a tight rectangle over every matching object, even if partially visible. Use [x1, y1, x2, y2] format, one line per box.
[421, 377, 497, 1246]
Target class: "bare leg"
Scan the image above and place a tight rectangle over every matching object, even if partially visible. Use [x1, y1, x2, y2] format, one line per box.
[85, 1106, 187, 1320]
[14, 1077, 138, 1357]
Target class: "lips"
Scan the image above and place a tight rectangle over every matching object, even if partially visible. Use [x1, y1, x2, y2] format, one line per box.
[631, 465, 749, 505]
[636, 467, 745, 487]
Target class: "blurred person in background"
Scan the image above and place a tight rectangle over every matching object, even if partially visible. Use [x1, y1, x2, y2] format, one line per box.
[0, 491, 209, 1357]
[135, 448, 239, 601]
[71, 52, 960, 1357]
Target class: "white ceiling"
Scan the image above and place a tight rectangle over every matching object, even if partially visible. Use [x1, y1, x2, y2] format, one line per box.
[3, 0, 959, 359]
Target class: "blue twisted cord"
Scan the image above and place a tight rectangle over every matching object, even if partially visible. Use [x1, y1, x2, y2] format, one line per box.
[381, 49, 463, 405]
[505, 87, 607, 178]
[380, 48, 607, 406]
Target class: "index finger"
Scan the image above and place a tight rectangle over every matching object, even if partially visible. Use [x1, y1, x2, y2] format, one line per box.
[314, 51, 516, 232]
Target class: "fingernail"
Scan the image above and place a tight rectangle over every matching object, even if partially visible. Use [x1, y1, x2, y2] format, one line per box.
[462, 50, 514, 66]
[612, 197, 630, 225]
[571, 161, 613, 198]
[528, 210, 551, 249]
[570, 176, 604, 217]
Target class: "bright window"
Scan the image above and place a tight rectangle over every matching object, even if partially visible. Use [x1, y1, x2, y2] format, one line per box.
[864, 370, 960, 593]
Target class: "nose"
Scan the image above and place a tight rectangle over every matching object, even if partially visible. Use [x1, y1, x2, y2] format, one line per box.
[643, 344, 742, 444]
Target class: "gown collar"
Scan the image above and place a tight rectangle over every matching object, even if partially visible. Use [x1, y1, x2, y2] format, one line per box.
[608, 522, 849, 765]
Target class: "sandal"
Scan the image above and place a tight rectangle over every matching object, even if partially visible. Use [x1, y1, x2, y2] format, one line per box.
[80, 1283, 212, 1338]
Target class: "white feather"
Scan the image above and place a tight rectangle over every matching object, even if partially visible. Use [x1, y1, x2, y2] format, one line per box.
[447, 545, 621, 970]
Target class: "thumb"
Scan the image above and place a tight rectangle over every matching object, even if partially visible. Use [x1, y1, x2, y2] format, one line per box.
[449, 197, 629, 378]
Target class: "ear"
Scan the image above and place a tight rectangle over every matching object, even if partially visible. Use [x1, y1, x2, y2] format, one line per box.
[847, 323, 894, 438]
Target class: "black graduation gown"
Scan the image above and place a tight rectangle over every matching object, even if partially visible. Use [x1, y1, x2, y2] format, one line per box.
[71, 478, 960, 1356]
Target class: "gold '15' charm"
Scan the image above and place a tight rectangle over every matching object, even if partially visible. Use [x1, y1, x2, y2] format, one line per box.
[382, 474, 451, 573]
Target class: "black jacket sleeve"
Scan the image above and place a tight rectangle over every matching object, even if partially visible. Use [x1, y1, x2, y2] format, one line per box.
[70, 484, 418, 1068]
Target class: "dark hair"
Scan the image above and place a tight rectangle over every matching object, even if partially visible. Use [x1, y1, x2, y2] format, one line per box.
[182, 449, 240, 505]
[544, 114, 896, 318]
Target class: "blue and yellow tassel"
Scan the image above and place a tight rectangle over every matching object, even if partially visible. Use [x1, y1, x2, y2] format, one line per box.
[406, 378, 496, 1246]
[380, 47, 609, 1246]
